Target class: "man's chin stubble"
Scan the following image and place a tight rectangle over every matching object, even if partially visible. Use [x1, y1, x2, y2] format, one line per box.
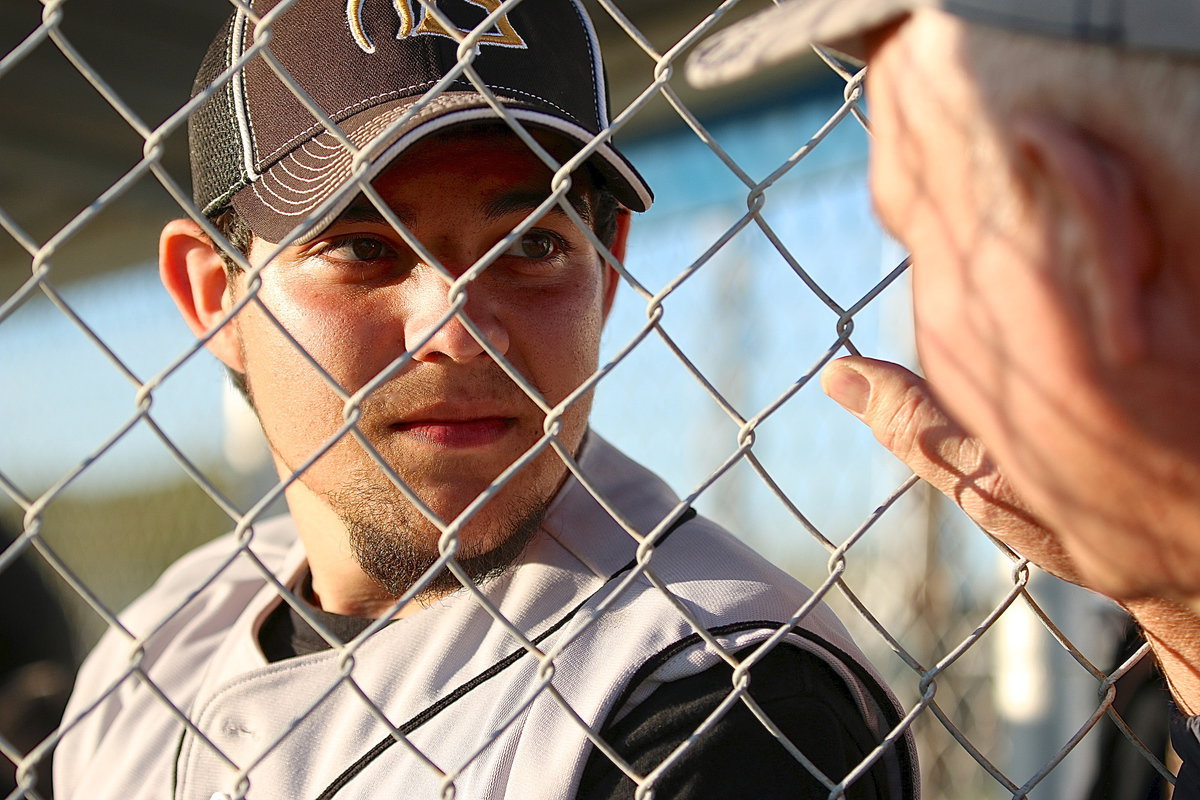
[327, 477, 548, 601]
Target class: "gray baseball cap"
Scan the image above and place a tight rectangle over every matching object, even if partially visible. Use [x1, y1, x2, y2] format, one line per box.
[688, 0, 1200, 88]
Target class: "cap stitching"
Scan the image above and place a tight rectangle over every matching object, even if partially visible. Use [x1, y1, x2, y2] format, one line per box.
[260, 178, 335, 203]
[485, 86, 580, 125]
[340, 109, 408, 146]
[254, 75, 591, 172]
[254, 141, 357, 212]
[277, 150, 342, 183]
[252, 164, 345, 214]
[256, 81, 440, 166]
[293, 136, 344, 159]
[274, 145, 348, 193]
[248, 100, 644, 222]
[256, 97, 463, 206]
[297, 137, 343, 157]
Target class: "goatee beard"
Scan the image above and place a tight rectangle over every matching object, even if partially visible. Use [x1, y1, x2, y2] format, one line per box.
[329, 475, 547, 601]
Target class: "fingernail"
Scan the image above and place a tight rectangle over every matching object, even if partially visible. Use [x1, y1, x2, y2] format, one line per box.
[824, 366, 870, 415]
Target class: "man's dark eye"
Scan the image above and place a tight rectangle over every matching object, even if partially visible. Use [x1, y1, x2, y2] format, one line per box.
[324, 237, 394, 262]
[505, 232, 558, 259]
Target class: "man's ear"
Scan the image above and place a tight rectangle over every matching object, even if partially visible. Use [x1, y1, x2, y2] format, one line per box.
[1012, 115, 1157, 366]
[600, 208, 631, 319]
[159, 218, 245, 372]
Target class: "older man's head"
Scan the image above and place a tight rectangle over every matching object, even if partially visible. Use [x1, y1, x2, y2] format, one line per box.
[691, 0, 1200, 602]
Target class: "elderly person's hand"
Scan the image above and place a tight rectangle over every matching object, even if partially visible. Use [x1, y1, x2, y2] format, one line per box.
[823, 355, 1200, 713]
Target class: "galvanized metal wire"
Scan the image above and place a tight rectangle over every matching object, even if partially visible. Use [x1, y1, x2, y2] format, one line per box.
[0, 1, 1174, 798]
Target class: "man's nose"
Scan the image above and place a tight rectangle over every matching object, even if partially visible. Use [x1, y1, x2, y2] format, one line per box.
[404, 265, 510, 365]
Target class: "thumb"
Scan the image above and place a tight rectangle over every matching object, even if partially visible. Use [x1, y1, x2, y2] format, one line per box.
[820, 356, 968, 475]
[821, 356, 1075, 579]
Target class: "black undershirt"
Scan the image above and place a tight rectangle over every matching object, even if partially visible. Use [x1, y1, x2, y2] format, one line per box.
[258, 585, 903, 799]
[257, 573, 380, 663]
[575, 644, 898, 799]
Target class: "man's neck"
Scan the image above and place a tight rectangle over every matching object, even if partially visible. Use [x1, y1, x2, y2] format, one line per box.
[282, 479, 422, 619]
[308, 573, 432, 619]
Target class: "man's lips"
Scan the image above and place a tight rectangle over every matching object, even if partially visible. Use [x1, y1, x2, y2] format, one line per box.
[391, 416, 515, 448]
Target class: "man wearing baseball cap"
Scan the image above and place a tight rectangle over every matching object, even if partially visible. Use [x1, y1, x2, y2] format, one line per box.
[53, 1, 916, 798]
[691, 0, 1200, 792]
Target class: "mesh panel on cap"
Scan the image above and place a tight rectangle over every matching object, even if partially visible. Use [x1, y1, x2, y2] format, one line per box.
[189, 12, 251, 216]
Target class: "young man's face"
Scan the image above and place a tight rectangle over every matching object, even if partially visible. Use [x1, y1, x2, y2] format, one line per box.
[228, 129, 620, 592]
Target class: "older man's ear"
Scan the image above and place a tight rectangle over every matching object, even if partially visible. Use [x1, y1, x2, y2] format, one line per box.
[1010, 113, 1157, 368]
[159, 218, 246, 373]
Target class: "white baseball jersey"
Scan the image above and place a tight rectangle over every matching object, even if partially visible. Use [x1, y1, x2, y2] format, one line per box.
[56, 434, 916, 799]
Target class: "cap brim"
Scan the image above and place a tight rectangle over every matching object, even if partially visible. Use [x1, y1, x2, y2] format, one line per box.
[687, 0, 923, 88]
[232, 92, 653, 244]
[689, 0, 1200, 90]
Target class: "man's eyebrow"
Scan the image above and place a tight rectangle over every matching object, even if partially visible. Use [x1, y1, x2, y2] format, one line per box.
[323, 190, 591, 232]
[328, 198, 416, 229]
[483, 189, 592, 224]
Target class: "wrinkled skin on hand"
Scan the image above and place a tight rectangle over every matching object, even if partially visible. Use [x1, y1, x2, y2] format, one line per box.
[823, 355, 1200, 713]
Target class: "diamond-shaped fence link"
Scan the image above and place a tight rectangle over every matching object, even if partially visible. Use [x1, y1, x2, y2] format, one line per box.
[0, 1, 1176, 799]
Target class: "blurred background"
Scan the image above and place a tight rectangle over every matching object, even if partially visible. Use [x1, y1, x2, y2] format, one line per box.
[0, 1, 1174, 797]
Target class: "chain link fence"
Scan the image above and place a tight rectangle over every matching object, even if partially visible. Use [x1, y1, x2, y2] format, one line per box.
[0, 0, 1177, 798]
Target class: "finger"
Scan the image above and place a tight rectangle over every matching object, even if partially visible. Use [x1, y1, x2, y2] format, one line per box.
[821, 356, 1079, 582]
[820, 356, 1001, 513]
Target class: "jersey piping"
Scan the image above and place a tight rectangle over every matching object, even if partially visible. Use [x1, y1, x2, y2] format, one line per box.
[314, 507, 698, 799]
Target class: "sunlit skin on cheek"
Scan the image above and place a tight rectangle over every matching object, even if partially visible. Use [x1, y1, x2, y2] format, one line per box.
[229, 130, 616, 558]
